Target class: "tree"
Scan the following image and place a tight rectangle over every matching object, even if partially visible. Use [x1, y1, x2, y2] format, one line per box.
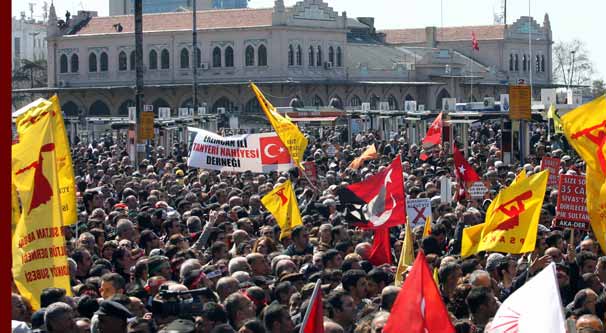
[593, 80, 606, 98]
[552, 39, 594, 87]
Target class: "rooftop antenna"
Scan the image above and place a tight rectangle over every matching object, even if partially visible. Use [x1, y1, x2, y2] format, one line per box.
[28, 2, 36, 20]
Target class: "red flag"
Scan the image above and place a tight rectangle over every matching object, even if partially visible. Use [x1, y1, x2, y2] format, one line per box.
[337, 156, 406, 229]
[300, 279, 324, 333]
[384, 252, 455, 333]
[422, 112, 443, 148]
[472, 32, 479, 51]
[453, 146, 480, 183]
[368, 228, 392, 266]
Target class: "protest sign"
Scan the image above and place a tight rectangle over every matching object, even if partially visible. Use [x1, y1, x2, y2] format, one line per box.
[300, 161, 318, 184]
[555, 175, 589, 230]
[469, 181, 488, 199]
[440, 177, 452, 204]
[541, 157, 561, 188]
[188, 128, 294, 173]
[406, 198, 432, 228]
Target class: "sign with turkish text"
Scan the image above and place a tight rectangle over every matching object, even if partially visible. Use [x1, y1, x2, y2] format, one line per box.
[555, 175, 589, 230]
[540, 157, 560, 188]
[469, 181, 489, 199]
[188, 128, 294, 173]
[509, 85, 531, 120]
[300, 161, 317, 185]
[138, 111, 155, 141]
[406, 198, 432, 228]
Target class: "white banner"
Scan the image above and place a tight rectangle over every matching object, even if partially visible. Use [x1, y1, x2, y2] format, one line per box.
[406, 198, 432, 228]
[187, 128, 294, 173]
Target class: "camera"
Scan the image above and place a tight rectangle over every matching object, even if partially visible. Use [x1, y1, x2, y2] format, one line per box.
[151, 286, 216, 317]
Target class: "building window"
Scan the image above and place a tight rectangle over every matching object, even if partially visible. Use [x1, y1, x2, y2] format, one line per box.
[161, 49, 170, 69]
[195, 47, 201, 68]
[258, 45, 267, 66]
[514, 54, 519, 71]
[509, 54, 514, 71]
[541, 55, 545, 72]
[288, 45, 294, 66]
[313, 95, 324, 107]
[130, 51, 135, 71]
[370, 95, 380, 109]
[328, 46, 334, 65]
[245, 45, 255, 66]
[535, 55, 541, 72]
[213, 47, 221, 67]
[149, 49, 158, 70]
[60, 54, 68, 73]
[118, 51, 128, 71]
[337, 47, 342, 67]
[522, 55, 527, 72]
[388, 95, 398, 110]
[316, 46, 322, 67]
[350, 95, 362, 107]
[296, 45, 302, 66]
[225, 46, 234, 67]
[308, 46, 314, 67]
[14, 37, 21, 58]
[89, 53, 97, 72]
[70, 54, 79, 73]
[180, 48, 189, 69]
[100, 52, 108, 72]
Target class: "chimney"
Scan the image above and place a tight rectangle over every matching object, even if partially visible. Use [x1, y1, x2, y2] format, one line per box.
[357, 17, 375, 33]
[425, 26, 437, 48]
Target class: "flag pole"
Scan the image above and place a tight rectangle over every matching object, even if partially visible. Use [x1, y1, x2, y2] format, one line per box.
[299, 279, 322, 333]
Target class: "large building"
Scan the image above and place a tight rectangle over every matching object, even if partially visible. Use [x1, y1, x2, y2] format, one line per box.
[14, 0, 554, 134]
[109, 0, 247, 15]
[12, 13, 48, 70]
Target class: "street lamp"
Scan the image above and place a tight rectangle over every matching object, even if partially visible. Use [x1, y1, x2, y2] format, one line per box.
[569, 50, 576, 89]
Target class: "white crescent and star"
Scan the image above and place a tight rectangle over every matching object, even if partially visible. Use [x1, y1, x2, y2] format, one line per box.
[458, 165, 466, 174]
[264, 144, 286, 159]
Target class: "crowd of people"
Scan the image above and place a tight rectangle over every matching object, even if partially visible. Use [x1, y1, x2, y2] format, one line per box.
[10, 120, 606, 333]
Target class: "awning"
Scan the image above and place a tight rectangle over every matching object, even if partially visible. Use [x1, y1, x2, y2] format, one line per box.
[290, 116, 338, 122]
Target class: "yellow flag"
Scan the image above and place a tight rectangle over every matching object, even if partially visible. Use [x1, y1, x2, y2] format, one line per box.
[261, 180, 303, 240]
[15, 96, 77, 226]
[395, 219, 414, 286]
[251, 83, 308, 168]
[461, 223, 485, 258]
[433, 267, 440, 286]
[422, 215, 432, 238]
[548, 104, 564, 134]
[561, 95, 606, 253]
[12, 107, 72, 310]
[349, 144, 379, 170]
[513, 169, 527, 184]
[478, 170, 549, 254]
[12, 183, 21, 235]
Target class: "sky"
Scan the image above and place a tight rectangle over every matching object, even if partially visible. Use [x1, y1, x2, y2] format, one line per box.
[12, 0, 606, 80]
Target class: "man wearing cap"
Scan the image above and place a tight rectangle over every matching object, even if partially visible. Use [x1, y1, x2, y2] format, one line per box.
[95, 300, 133, 332]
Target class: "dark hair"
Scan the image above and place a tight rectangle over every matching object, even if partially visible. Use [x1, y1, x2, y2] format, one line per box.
[241, 319, 266, 333]
[545, 233, 563, 248]
[76, 295, 99, 319]
[71, 247, 90, 265]
[201, 302, 228, 323]
[460, 258, 480, 276]
[438, 263, 460, 286]
[367, 268, 390, 285]
[40, 288, 66, 308]
[341, 269, 366, 292]
[326, 290, 348, 318]
[273, 282, 292, 303]
[577, 251, 598, 269]
[291, 225, 305, 239]
[101, 273, 126, 292]
[465, 287, 492, 315]
[322, 249, 340, 267]
[262, 304, 287, 331]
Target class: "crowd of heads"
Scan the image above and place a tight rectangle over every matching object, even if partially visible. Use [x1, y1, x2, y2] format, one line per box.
[10, 121, 606, 333]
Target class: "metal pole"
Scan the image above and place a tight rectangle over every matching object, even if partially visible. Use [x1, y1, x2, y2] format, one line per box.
[192, 0, 198, 119]
[570, 50, 576, 89]
[134, 0, 144, 165]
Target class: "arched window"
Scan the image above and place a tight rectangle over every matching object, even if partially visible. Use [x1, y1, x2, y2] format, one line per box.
[522, 55, 527, 72]
[89, 100, 111, 116]
[329, 96, 343, 109]
[509, 54, 514, 71]
[541, 55, 545, 72]
[258, 45, 267, 66]
[514, 54, 519, 71]
[160, 49, 170, 69]
[316, 46, 322, 67]
[336, 47, 342, 67]
[370, 95, 380, 110]
[118, 51, 128, 71]
[70, 54, 79, 73]
[212, 97, 235, 113]
[225, 46, 234, 67]
[149, 49, 158, 70]
[536, 55, 541, 72]
[180, 48, 189, 69]
[350, 95, 362, 107]
[308, 46, 314, 67]
[118, 100, 135, 116]
[61, 101, 79, 116]
[100, 52, 108, 72]
[130, 51, 135, 71]
[288, 45, 294, 66]
[245, 98, 262, 113]
[328, 46, 334, 65]
[60, 54, 68, 73]
[194, 47, 201, 68]
[290, 97, 304, 108]
[296, 45, 302, 66]
[388, 95, 398, 110]
[245, 45, 255, 66]
[213, 47, 221, 67]
[313, 95, 324, 107]
[88, 53, 97, 72]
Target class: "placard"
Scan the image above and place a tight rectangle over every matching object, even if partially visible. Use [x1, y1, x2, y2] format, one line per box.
[540, 157, 560, 188]
[138, 111, 155, 141]
[440, 177, 452, 204]
[555, 175, 589, 230]
[469, 181, 488, 199]
[509, 85, 531, 120]
[406, 198, 432, 228]
[300, 161, 317, 185]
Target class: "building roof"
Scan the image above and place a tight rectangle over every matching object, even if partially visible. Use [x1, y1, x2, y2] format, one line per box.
[382, 24, 506, 44]
[73, 8, 274, 35]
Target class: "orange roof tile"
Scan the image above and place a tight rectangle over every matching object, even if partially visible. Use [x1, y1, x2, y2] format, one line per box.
[74, 8, 274, 35]
[382, 25, 506, 44]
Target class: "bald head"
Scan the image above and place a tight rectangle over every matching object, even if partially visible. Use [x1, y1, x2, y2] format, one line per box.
[324, 321, 344, 333]
[576, 314, 604, 332]
[355, 242, 372, 260]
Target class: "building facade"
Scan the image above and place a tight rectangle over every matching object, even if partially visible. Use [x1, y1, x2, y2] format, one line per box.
[109, 0, 248, 15]
[12, 14, 48, 70]
[16, 0, 554, 130]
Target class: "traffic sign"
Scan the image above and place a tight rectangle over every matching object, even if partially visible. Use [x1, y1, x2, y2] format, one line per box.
[509, 85, 531, 120]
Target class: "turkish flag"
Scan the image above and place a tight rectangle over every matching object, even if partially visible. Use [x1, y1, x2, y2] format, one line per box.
[422, 112, 443, 147]
[383, 251, 455, 333]
[260, 136, 291, 165]
[453, 146, 480, 183]
[301, 280, 325, 333]
[472, 32, 480, 51]
[337, 155, 406, 229]
[368, 228, 392, 266]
